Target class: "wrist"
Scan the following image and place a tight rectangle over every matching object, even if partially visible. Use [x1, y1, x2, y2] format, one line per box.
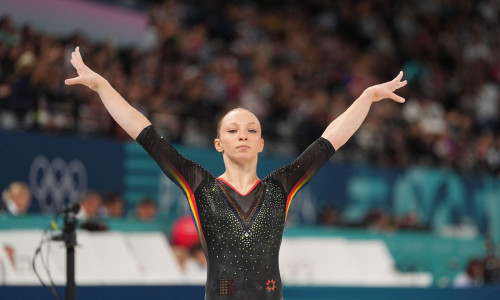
[94, 75, 108, 92]
[360, 88, 376, 103]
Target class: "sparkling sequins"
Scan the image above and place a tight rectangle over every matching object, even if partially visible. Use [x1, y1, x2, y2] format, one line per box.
[139, 130, 334, 300]
[197, 179, 286, 299]
[217, 180, 265, 231]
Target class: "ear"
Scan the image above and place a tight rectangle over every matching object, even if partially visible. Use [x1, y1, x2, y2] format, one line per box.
[214, 139, 223, 152]
[258, 138, 264, 153]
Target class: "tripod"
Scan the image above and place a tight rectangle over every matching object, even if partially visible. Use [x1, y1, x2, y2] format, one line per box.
[52, 205, 78, 300]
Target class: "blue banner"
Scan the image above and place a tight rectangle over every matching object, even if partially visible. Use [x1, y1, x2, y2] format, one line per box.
[0, 130, 124, 213]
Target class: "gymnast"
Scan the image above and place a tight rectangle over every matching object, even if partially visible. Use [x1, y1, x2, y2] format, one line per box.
[65, 46, 406, 299]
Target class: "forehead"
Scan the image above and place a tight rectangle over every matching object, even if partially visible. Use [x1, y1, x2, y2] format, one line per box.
[221, 110, 260, 127]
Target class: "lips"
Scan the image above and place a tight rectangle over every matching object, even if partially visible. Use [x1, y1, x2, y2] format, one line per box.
[237, 145, 250, 149]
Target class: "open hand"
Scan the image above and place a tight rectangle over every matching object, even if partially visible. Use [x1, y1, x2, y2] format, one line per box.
[64, 46, 101, 91]
[364, 71, 407, 103]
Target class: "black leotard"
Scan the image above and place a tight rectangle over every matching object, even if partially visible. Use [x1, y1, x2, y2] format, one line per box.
[137, 125, 335, 300]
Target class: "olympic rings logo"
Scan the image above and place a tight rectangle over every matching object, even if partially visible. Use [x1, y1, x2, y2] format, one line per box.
[29, 156, 87, 213]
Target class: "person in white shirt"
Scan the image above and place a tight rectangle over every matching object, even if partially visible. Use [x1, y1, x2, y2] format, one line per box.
[453, 258, 484, 288]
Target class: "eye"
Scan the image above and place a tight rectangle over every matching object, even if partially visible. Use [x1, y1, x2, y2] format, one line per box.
[248, 129, 258, 133]
[228, 129, 237, 133]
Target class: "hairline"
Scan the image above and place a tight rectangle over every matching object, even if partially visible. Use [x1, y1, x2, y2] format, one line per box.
[216, 108, 260, 138]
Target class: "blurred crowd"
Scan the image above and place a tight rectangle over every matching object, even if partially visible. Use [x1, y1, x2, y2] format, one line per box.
[1, 181, 157, 225]
[1, 0, 500, 177]
[77, 189, 158, 231]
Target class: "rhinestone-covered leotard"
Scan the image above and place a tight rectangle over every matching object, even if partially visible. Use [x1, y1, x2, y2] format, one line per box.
[137, 125, 335, 300]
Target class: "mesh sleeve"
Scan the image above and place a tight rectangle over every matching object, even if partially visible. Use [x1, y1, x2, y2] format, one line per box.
[267, 137, 335, 195]
[136, 125, 213, 192]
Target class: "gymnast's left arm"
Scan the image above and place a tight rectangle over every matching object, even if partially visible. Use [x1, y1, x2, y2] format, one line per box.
[321, 71, 407, 151]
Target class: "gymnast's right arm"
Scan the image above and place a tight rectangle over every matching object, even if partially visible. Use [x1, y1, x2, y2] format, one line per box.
[64, 46, 150, 140]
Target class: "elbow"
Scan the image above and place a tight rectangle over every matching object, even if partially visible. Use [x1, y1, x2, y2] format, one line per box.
[331, 139, 343, 151]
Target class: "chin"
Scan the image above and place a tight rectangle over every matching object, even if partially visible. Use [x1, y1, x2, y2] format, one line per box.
[231, 152, 258, 161]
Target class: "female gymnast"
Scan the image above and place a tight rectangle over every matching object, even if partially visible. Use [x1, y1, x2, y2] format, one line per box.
[65, 46, 406, 299]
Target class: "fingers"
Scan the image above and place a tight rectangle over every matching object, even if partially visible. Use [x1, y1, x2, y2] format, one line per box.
[66, 47, 82, 85]
[75, 47, 86, 66]
[64, 76, 80, 86]
[396, 79, 407, 90]
[390, 92, 405, 103]
[390, 72, 406, 103]
[394, 71, 404, 82]
[390, 71, 407, 91]
[69, 46, 85, 68]
[70, 52, 77, 68]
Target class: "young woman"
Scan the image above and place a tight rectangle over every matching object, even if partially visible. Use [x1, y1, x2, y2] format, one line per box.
[65, 46, 406, 299]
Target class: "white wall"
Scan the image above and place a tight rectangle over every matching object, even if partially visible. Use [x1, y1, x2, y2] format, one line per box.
[0, 230, 431, 286]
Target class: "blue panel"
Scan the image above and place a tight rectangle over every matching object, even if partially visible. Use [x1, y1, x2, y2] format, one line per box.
[1, 286, 499, 300]
[0, 130, 123, 213]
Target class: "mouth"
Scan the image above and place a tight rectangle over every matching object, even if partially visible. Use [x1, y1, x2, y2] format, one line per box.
[237, 145, 250, 150]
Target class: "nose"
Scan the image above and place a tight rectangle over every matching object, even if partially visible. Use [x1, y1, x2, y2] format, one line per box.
[239, 131, 248, 140]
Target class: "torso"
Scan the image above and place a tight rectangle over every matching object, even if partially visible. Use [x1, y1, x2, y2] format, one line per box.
[136, 125, 335, 300]
[196, 178, 286, 299]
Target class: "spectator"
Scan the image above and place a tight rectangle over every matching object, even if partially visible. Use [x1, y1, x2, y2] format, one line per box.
[363, 209, 394, 231]
[453, 258, 484, 288]
[101, 192, 124, 218]
[319, 205, 340, 227]
[1, 181, 31, 215]
[78, 190, 108, 231]
[134, 197, 157, 221]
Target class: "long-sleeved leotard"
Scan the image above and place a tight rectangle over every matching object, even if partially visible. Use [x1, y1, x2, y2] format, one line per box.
[137, 125, 335, 300]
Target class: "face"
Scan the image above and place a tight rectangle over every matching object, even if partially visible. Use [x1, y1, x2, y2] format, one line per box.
[214, 109, 264, 161]
[82, 194, 102, 216]
[10, 185, 31, 213]
[107, 201, 124, 217]
[136, 203, 156, 220]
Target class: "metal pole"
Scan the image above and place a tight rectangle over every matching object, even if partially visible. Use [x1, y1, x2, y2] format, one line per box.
[66, 246, 75, 300]
[63, 209, 77, 300]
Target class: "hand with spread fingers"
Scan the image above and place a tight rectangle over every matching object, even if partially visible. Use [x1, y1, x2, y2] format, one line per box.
[64, 46, 102, 91]
[363, 71, 407, 103]
[64, 46, 151, 139]
[321, 71, 408, 150]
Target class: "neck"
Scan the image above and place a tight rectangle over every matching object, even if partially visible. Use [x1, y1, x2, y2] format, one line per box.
[220, 156, 259, 192]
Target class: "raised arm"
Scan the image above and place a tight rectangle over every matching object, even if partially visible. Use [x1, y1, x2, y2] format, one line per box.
[322, 71, 407, 150]
[64, 46, 151, 139]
